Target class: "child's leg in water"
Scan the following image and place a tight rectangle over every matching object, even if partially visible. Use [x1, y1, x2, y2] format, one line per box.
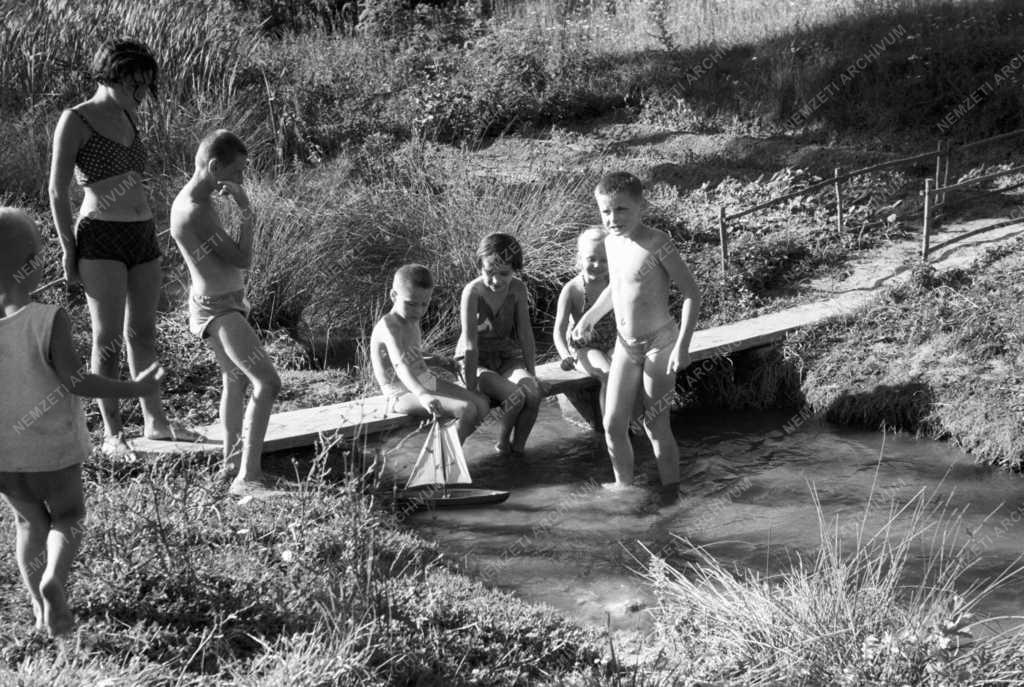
[477, 370, 524, 455]
[602, 344, 645, 487]
[507, 369, 541, 455]
[642, 345, 681, 490]
[206, 314, 282, 494]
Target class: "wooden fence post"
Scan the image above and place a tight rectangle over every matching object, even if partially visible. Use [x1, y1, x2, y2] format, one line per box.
[921, 178, 932, 259]
[834, 167, 843, 233]
[934, 139, 948, 209]
[718, 206, 728, 276]
[940, 139, 951, 207]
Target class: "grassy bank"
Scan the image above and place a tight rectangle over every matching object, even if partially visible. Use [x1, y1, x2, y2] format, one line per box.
[786, 236, 1024, 469]
[0, 451, 608, 684]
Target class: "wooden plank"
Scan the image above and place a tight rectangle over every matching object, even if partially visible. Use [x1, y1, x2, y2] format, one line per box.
[132, 395, 416, 457]
[132, 273, 944, 460]
[133, 362, 596, 457]
[534, 361, 599, 395]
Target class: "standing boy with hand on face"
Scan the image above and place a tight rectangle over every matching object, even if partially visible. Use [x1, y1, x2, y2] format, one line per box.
[573, 172, 701, 499]
[170, 130, 282, 499]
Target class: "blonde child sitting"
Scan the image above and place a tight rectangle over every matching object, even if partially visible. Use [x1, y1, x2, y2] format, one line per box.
[370, 264, 489, 442]
[553, 227, 617, 411]
[0, 207, 162, 635]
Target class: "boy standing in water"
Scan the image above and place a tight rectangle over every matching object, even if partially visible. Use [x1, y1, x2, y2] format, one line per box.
[574, 172, 701, 495]
[170, 130, 282, 499]
[0, 207, 162, 635]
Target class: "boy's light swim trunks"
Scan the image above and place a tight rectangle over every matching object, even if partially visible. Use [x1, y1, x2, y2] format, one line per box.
[615, 320, 678, 366]
[188, 290, 251, 339]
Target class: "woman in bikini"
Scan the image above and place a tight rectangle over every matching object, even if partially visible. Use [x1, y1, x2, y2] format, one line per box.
[48, 38, 201, 456]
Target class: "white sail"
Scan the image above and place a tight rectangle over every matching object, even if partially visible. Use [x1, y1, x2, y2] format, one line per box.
[438, 419, 472, 485]
[406, 421, 444, 489]
[405, 419, 472, 489]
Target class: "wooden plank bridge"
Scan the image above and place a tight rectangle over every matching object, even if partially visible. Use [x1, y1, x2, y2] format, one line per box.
[131, 203, 1024, 459]
[130, 303, 854, 458]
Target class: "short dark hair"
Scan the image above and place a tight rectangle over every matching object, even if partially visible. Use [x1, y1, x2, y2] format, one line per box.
[197, 129, 248, 167]
[91, 38, 159, 96]
[393, 263, 434, 290]
[595, 171, 644, 199]
[476, 232, 523, 271]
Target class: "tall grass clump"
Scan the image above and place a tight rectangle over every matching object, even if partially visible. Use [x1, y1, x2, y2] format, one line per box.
[272, 143, 595, 361]
[643, 480, 1024, 684]
[0, 0, 269, 197]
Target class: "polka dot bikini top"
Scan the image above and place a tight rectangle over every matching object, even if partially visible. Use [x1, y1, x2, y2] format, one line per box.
[68, 108, 147, 186]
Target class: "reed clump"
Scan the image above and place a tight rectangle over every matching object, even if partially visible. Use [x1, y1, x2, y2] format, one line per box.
[643, 481, 1024, 685]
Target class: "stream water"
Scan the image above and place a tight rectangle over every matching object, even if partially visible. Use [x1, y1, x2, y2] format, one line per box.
[379, 400, 1024, 637]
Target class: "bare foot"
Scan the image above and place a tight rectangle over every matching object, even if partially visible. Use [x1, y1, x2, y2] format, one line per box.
[32, 599, 43, 631]
[145, 424, 206, 442]
[229, 478, 288, 502]
[101, 433, 138, 463]
[494, 441, 512, 457]
[214, 461, 240, 485]
[40, 578, 74, 637]
[658, 482, 681, 507]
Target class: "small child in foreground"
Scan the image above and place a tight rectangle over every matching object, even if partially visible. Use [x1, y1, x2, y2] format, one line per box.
[573, 172, 701, 496]
[370, 264, 489, 442]
[553, 227, 617, 412]
[457, 233, 542, 457]
[0, 207, 162, 635]
[170, 130, 282, 499]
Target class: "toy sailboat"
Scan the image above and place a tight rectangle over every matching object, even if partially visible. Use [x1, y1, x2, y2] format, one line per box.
[399, 418, 510, 507]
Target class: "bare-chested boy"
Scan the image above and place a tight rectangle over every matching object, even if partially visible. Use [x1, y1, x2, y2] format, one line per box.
[371, 264, 490, 443]
[573, 172, 701, 494]
[170, 130, 282, 499]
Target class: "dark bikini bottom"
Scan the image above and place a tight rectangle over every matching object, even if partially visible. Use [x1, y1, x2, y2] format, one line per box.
[76, 216, 161, 268]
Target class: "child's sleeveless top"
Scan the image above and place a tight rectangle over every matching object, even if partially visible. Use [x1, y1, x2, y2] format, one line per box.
[571, 276, 617, 353]
[0, 303, 90, 471]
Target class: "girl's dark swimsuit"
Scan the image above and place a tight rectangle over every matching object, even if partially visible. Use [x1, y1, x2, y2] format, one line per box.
[569, 275, 617, 354]
[68, 108, 159, 267]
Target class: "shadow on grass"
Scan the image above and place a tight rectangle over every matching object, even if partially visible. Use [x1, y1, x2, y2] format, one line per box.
[598, 0, 1024, 142]
[825, 380, 934, 432]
